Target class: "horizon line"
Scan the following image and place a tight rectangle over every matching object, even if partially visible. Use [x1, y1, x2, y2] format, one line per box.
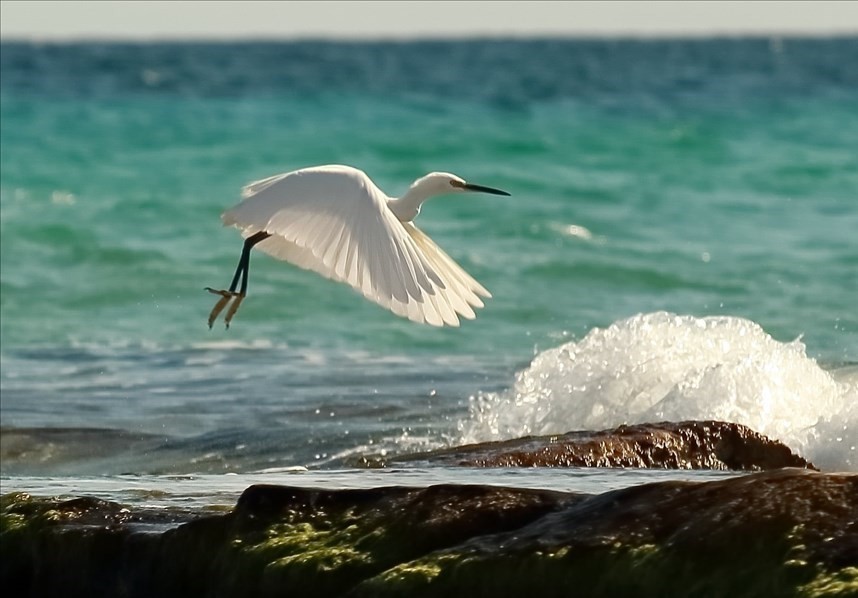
[3, 30, 857, 44]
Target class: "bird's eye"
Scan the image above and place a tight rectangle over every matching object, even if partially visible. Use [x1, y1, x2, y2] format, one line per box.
[450, 179, 464, 188]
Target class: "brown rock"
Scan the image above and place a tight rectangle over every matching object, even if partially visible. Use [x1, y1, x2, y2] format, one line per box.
[389, 420, 816, 470]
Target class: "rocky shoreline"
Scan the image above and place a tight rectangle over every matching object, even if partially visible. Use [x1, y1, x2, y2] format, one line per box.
[2, 421, 855, 597]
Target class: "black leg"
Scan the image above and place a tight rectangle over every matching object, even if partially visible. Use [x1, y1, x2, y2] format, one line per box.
[239, 250, 251, 295]
[207, 231, 271, 328]
[233, 231, 271, 295]
[227, 253, 244, 293]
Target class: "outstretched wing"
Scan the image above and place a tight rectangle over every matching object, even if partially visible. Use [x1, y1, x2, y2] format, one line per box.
[398, 222, 491, 322]
[222, 165, 490, 326]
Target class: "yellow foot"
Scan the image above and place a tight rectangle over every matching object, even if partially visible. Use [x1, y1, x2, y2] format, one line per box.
[205, 288, 244, 329]
[223, 294, 245, 329]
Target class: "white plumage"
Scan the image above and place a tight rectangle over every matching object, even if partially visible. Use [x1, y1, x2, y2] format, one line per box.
[207, 164, 510, 328]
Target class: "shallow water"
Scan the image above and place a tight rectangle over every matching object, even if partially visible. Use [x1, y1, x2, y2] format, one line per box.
[2, 468, 739, 511]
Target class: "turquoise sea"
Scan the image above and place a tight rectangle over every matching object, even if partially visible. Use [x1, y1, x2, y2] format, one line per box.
[1, 38, 856, 491]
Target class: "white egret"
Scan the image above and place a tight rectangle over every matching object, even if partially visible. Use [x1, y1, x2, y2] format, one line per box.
[206, 164, 510, 328]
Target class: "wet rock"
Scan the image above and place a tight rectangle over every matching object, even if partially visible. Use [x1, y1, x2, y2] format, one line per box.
[387, 420, 816, 470]
[2, 469, 855, 597]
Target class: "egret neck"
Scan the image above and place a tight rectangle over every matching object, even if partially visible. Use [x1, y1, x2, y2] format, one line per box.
[386, 177, 442, 222]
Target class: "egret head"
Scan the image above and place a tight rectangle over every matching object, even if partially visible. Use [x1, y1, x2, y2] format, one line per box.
[390, 171, 510, 222]
[412, 172, 511, 197]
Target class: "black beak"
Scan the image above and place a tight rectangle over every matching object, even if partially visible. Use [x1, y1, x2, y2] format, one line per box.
[462, 182, 511, 196]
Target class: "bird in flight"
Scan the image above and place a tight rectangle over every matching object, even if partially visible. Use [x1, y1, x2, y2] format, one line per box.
[206, 164, 510, 329]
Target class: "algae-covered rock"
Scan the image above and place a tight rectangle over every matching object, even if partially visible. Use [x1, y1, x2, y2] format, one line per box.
[353, 469, 857, 597]
[2, 470, 855, 597]
[386, 420, 816, 470]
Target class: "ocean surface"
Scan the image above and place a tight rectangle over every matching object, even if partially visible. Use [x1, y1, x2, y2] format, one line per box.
[1, 38, 857, 500]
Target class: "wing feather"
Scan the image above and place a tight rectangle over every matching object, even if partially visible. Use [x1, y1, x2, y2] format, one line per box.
[241, 173, 289, 198]
[402, 222, 492, 300]
[321, 220, 346, 268]
[222, 165, 490, 326]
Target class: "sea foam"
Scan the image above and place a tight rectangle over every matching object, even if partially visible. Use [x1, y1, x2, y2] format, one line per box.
[459, 312, 857, 471]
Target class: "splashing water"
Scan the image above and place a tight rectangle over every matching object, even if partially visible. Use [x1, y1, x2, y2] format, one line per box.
[459, 312, 857, 471]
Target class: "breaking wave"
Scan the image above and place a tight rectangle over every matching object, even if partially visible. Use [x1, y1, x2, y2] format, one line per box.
[460, 312, 857, 471]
